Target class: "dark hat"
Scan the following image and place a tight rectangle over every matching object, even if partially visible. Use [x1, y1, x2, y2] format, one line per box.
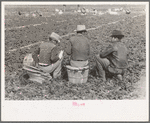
[111, 30, 124, 38]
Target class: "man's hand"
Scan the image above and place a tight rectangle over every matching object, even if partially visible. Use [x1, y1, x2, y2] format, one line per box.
[58, 50, 64, 59]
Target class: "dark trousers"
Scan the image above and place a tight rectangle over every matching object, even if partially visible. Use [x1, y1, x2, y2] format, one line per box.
[95, 54, 125, 81]
[38, 58, 63, 78]
[95, 54, 110, 81]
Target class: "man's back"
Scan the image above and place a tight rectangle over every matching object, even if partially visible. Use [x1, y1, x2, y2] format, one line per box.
[39, 42, 56, 64]
[108, 42, 128, 68]
[70, 34, 90, 61]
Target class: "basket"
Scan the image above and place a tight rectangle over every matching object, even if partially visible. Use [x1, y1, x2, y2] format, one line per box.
[23, 65, 52, 84]
[66, 65, 89, 84]
[27, 72, 45, 84]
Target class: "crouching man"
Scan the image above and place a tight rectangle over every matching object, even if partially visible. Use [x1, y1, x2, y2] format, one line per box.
[32, 32, 64, 79]
[65, 25, 90, 67]
[95, 30, 128, 81]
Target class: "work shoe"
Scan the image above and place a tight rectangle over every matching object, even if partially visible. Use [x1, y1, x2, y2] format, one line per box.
[116, 74, 123, 81]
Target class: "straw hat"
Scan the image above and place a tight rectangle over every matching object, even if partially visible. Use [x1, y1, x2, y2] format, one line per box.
[49, 32, 61, 42]
[74, 25, 87, 32]
[110, 30, 124, 38]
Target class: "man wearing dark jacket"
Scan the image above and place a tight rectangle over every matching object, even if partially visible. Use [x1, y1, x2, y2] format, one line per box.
[95, 30, 128, 81]
[32, 32, 64, 78]
[65, 25, 90, 67]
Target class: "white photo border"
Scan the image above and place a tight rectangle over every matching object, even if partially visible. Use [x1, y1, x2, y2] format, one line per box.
[1, 1, 149, 121]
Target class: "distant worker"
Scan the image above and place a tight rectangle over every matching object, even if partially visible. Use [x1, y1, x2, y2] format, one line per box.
[59, 10, 63, 15]
[63, 4, 66, 12]
[18, 11, 21, 15]
[77, 5, 81, 13]
[65, 25, 90, 67]
[93, 8, 98, 15]
[32, 32, 64, 79]
[77, 4, 80, 10]
[126, 9, 131, 14]
[81, 7, 86, 15]
[36, 10, 42, 17]
[94, 30, 128, 81]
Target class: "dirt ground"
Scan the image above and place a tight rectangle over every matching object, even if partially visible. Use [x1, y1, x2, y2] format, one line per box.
[130, 70, 146, 100]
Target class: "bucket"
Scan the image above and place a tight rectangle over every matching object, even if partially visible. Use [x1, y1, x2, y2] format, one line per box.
[66, 65, 89, 84]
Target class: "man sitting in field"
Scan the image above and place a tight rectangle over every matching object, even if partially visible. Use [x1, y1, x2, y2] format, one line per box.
[32, 32, 64, 79]
[65, 25, 90, 67]
[95, 30, 128, 81]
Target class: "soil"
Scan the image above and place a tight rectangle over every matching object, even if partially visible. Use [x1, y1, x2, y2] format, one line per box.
[127, 70, 146, 100]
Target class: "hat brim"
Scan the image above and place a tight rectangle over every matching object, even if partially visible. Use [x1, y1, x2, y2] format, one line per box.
[50, 35, 62, 40]
[74, 29, 87, 32]
[50, 37, 61, 42]
[110, 34, 124, 38]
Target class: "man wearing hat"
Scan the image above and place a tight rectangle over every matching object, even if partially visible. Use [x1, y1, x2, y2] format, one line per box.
[94, 30, 128, 81]
[32, 32, 64, 79]
[65, 25, 90, 67]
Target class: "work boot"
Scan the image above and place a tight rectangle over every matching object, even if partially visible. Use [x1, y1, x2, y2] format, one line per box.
[116, 74, 123, 81]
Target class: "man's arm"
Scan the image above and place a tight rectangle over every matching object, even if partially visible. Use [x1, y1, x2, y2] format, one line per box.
[32, 47, 40, 63]
[65, 40, 72, 55]
[100, 45, 114, 58]
[51, 46, 60, 63]
[88, 43, 90, 56]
